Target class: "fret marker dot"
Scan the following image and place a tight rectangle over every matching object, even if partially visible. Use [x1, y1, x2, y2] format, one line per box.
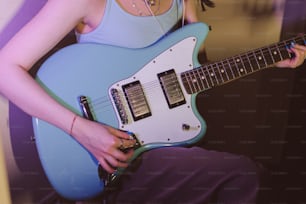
[221, 69, 225, 73]
[273, 51, 277, 55]
[210, 73, 214, 77]
[258, 56, 262, 60]
[240, 69, 244, 72]
[236, 58, 240, 62]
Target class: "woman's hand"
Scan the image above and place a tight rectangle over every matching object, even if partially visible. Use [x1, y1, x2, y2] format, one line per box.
[275, 44, 306, 68]
[71, 116, 136, 173]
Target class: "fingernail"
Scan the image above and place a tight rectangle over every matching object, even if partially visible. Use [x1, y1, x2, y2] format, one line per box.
[290, 42, 296, 48]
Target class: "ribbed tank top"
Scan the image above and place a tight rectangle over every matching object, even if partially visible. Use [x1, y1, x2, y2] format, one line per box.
[76, 0, 183, 48]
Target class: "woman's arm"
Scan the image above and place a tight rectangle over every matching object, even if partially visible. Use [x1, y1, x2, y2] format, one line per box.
[0, 0, 88, 130]
[184, 0, 199, 23]
[0, 0, 135, 173]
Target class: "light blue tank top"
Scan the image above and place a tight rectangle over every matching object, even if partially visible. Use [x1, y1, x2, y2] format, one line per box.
[76, 0, 183, 48]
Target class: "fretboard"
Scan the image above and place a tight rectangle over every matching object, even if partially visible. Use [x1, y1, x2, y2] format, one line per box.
[181, 34, 306, 94]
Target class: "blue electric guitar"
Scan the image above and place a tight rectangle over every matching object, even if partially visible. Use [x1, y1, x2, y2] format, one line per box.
[32, 22, 306, 200]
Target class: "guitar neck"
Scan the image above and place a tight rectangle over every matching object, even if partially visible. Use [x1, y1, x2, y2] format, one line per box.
[182, 34, 306, 94]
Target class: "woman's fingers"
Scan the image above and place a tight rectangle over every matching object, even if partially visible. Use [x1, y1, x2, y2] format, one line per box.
[117, 138, 137, 150]
[104, 125, 137, 149]
[276, 44, 306, 68]
[105, 125, 134, 139]
[74, 119, 136, 173]
[98, 149, 134, 173]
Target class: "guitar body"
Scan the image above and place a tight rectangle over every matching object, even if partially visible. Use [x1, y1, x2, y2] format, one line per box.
[33, 23, 209, 200]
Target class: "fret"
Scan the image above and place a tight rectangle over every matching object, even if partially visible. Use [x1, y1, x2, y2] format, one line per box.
[205, 66, 216, 87]
[253, 49, 267, 69]
[198, 67, 211, 89]
[240, 54, 253, 73]
[292, 38, 300, 45]
[190, 70, 202, 92]
[231, 57, 243, 78]
[245, 52, 258, 71]
[245, 52, 255, 72]
[195, 68, 208, 90]
[181, 71, 194, 94]
[212, 64, 224, 84]
[259, 48, 268, 67]
[296, 35, 306, 46]
[280, 41, 292, 59]
[207, 64, 220, 85]
[188, 71, 198, 93]
[246, 51, 258, 71]
[213, 63, 226, 84]
[211, 63, 225, 85]
[250, 50, 261, 70]
[228, 58, 242, 78]
[181, 34, 306, 95]
[268, 43, 282, 63]
[199, 67, 214, 88]
[291, 38, 298, 45]
[264, 46, 276, 65]
[232, 56, 245, 77]
[222, 59, 235, 80]
[276, 44, 284, 61]
[217, 61, 230, 82]
[239, 55, 253, 73]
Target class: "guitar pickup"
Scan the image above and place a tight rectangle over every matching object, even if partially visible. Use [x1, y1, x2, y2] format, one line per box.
[158, 69, 186, 109]
[122, 81, 151, 121]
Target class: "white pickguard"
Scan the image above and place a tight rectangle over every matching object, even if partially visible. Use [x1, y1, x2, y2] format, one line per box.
[110, 37, 202, 145]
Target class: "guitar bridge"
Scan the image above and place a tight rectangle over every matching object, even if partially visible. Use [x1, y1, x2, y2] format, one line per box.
[111, 89, 129, 125]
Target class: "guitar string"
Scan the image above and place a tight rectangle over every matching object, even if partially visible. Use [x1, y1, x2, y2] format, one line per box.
[183, 51, 282, 91]
[176, 36, 299, 89]
[87, 35, 305, 114]
[182, 38, 295, 87]
[176, 39, 294, 93]
[207, 34, 306, 78]
[182, 48, 279, 86]
[89, 40, 287, 110]
[89, 79, 163, 110]
[88, 45, 286, 113]
[89, 74, 185, 115]
[89, 79, 160, 106]
[180, 34, 305, 89]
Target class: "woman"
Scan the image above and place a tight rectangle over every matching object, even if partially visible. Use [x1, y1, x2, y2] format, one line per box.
[0, 0, 305, 203]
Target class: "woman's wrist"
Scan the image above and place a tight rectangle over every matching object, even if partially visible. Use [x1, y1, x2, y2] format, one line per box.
[69, 114, 78, 135]
[68, 115, 89, 143]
